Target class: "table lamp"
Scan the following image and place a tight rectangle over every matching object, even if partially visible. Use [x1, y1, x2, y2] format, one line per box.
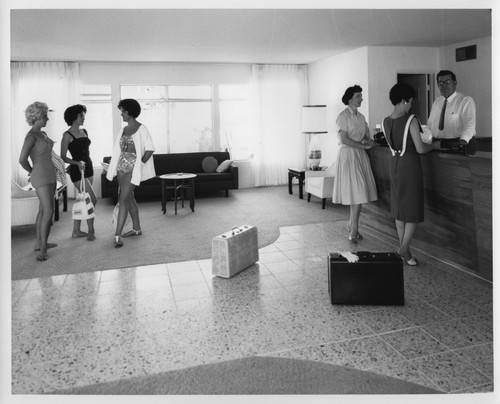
[302, 105, 327, 170]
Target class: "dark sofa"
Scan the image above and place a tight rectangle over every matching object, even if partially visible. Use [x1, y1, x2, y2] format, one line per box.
[101, 151, 238, 202]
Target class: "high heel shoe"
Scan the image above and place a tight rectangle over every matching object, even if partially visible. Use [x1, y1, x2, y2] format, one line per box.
[347, 233, 358, 244]
[114, 236, 123, 248]
[346, 224, 363, 240]
[397, 250, 418, 266]
[404, 256, 418, 266]
[122, 229, 142, 237]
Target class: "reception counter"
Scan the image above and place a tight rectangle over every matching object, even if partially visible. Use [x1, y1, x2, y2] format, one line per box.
[365, 146, 492, 281]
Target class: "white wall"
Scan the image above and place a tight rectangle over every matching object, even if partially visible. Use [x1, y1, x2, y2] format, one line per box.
[308, 47, 369, 167]
[440, 37, 491, 138]
[366, 46, 440, 131]
[307, 40, 491, 168]
[81, 62, 252, 84]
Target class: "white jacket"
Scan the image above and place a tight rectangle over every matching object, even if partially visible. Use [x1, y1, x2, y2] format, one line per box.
[106, 124, 156, 186]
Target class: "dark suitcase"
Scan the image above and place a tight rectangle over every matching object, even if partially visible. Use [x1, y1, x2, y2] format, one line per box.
[328, 252, 404, 305]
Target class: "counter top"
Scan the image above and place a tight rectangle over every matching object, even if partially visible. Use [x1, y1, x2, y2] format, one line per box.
[376, 146, 492, 159]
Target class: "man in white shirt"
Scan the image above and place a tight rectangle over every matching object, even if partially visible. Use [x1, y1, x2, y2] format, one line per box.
[427, 70, 476, 152]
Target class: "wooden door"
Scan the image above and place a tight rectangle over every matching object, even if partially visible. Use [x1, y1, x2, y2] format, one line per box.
[397, 74, 431, 123]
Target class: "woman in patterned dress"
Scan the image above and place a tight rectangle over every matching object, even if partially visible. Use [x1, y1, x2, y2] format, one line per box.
[106, 99, 156, 248]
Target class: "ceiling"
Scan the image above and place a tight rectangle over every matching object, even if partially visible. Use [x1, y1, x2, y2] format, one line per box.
[10, 8, 492, 64]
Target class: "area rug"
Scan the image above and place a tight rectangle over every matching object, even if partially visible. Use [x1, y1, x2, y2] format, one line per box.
[52, 356, 441, 395]
[11, 185, 349, 280]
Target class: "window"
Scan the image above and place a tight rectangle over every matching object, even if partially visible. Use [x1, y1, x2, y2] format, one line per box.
[80, 85, 113, 167]
[120, 86, 168, 153]
[168, 86, 213, 153]
[219, 84, 252, 160]
[87, 84, 251, 160]
[120, 85, 213, 154]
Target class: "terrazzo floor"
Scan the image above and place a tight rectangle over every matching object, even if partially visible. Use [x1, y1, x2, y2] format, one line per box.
[11, 221, 494, 395]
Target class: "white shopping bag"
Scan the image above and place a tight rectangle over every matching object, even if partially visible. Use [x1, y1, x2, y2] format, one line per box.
[72, 173, 95, 220]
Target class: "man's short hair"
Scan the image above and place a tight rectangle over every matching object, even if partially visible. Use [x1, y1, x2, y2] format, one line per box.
[437, 70, 457, 82]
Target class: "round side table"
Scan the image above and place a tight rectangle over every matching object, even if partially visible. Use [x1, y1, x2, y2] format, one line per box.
[160, 173, 197, 215]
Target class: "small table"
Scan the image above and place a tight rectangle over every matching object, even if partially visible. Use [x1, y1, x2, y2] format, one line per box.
[160, 173, 197, 215]
[288, 168, 307, 199]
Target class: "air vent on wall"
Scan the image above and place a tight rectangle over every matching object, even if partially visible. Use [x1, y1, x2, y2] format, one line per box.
[456, 45, 477, 62]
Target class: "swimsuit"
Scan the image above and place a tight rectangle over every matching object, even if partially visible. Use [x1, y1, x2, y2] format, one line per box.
[117, 136, 137, 174]
[66, 129, 94, 182]
[28, 132, 56, 189]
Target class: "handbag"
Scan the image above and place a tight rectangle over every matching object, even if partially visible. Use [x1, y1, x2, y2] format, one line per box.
[373, 131, 388, 146]
[111, 203, 131, 227]
[72, 171, 95, 220]
[111, 185, 131, 227]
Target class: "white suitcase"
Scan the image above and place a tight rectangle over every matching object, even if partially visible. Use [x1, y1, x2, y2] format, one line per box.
[212, 225, 259, 278]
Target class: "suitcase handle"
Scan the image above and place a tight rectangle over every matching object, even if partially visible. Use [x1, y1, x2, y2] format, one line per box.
[356, 251, 372, 259]
[232, 225, 249, 235]
[221, 225, 251, 238]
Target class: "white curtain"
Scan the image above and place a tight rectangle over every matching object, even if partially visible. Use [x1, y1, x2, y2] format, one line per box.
[250, 64, 308, 186]
[11, 62, 80, 185]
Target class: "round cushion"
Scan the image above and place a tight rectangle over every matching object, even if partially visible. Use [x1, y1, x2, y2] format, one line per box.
[201, 156, 219, 173]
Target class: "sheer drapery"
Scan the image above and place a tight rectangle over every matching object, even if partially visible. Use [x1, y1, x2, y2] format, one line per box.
[250, 64, 308, 186]
[11, 62, 80, 184]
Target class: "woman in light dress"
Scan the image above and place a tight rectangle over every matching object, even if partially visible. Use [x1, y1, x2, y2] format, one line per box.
[332, 85, 378, 243]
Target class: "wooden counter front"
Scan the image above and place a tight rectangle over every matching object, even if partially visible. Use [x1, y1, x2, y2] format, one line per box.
[365, 147, 492, 281]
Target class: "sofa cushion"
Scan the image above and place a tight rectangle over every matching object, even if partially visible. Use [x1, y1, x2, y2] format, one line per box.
[216, 159, 233, 173]
[195, 172, 233, 182]
[201, 156, 219, 173]
[152, 152, 231, 175]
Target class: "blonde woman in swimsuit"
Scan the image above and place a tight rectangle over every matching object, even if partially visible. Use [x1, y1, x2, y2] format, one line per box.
[18, 102, 57, 261]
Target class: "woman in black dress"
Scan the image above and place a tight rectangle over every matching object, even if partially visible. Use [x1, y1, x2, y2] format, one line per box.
[382, 83, 439, 266]
[61, 104, 97, 241]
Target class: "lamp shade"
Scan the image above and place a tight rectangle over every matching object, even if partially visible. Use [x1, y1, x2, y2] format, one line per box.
[301, 105, 327, 134]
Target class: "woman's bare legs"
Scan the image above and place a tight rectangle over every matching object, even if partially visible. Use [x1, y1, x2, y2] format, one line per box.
[71, 179, 88, 238]
[395, 219, 418, 262]
[114, 171, 135, 246]
[34, 182, 56, 260]
[124, 197, 141, 232]
[348, 204, 362, 241]
[395, 219, 405, 246]
[85, 177, 97, 241]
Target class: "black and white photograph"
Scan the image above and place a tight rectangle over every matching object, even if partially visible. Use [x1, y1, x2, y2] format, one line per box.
[2, 1, 497, 403]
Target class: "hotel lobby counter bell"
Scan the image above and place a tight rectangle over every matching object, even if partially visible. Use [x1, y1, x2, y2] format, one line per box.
[302, 105, 327, 170]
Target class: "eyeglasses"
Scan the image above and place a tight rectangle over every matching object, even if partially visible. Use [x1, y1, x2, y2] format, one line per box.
[437, 79, 454, 86]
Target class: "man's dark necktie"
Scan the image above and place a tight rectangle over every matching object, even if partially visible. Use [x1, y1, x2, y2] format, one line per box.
[438, 98, 447, 130]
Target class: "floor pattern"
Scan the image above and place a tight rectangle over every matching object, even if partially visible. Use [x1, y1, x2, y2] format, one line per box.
[11, 221, 493, 395]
